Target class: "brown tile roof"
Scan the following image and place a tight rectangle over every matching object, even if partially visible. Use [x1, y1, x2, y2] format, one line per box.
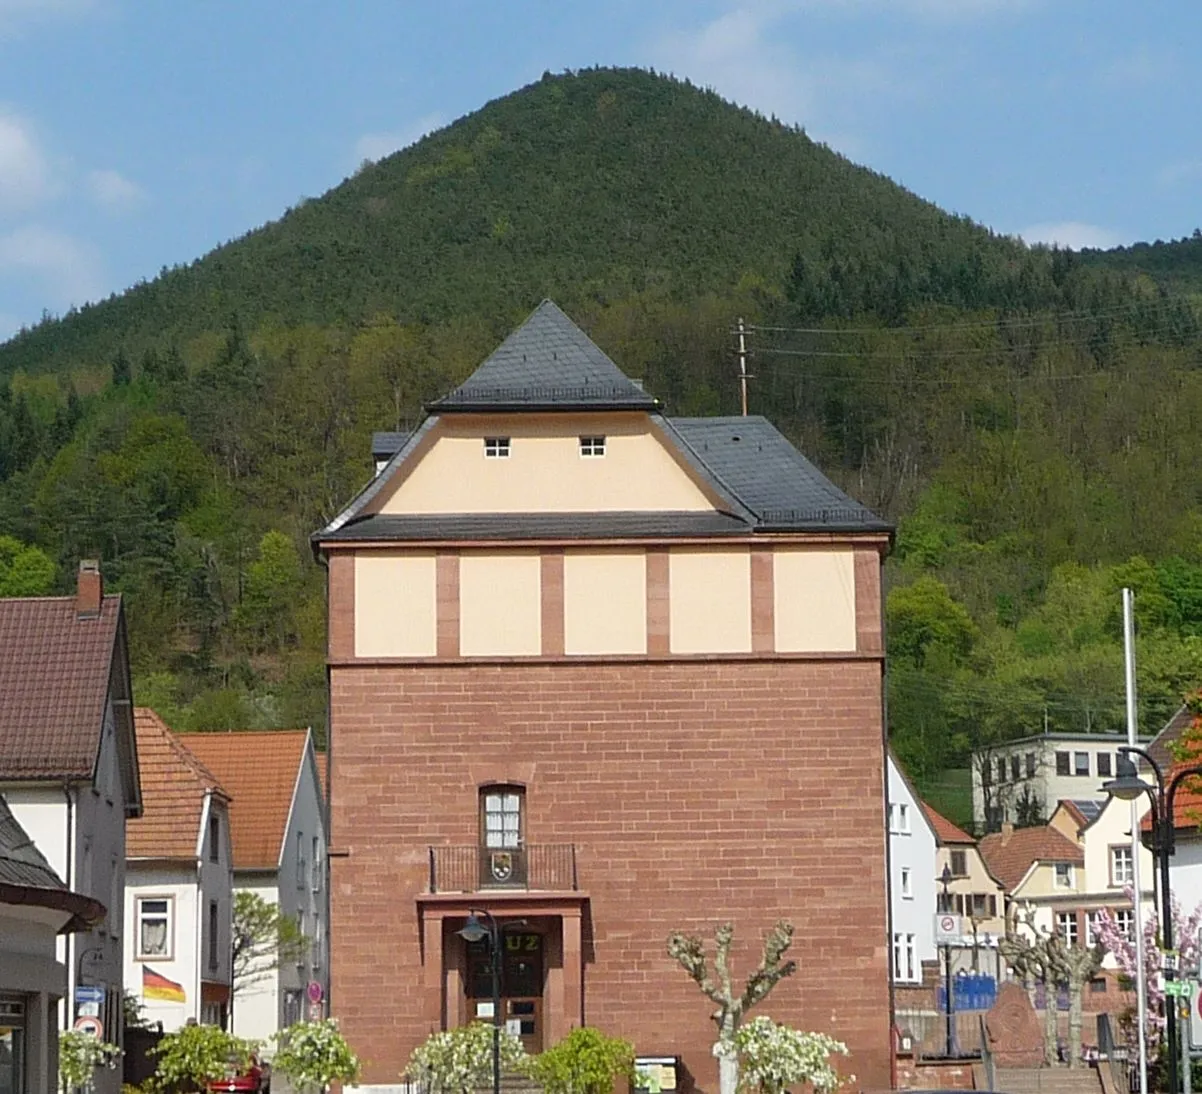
[978, 825, 1084, 892]
[1149, 706, 1195, 770]
[127, 710, 228, 860]
[0, 596, 122, 779]
[921, 802, 974, 845]
[179, 731, 309, 870]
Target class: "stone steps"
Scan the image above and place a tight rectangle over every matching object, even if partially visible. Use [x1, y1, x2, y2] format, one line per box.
[995, 1067, 1105, 1094]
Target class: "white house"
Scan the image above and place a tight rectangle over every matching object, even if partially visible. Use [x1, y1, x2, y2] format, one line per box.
[887, 751, 938, 984]
[0, 562, 142, 1094]
[181, 730, 328, 1046]
[124, 710, 233, 1030]
[1, 795, 108, 1094]
[970, 731, 1147, 833]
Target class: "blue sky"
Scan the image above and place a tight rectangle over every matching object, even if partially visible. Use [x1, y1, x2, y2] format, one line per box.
[1, 0, 1200, 340]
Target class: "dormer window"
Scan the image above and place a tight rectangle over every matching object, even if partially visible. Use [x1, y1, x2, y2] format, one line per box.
[579, 436, 606, 458]
[484, 437, 511, 459]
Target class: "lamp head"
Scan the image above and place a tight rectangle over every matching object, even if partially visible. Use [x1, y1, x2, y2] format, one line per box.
[456, 912, 490, 945]
[1103, 754, 1153, 802]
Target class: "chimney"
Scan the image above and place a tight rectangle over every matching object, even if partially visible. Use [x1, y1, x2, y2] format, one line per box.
[77, 559, 102, 619]
[1001, 821, 1014, 846]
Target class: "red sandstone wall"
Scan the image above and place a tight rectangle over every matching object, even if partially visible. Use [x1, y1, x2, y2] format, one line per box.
[328, 659, 891, 1091]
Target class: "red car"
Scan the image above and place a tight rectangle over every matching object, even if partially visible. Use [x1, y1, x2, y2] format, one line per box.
[206, 1053, 270, 1094]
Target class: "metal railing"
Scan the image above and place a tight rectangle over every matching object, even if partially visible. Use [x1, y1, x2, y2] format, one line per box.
[428, 844, 578, 893]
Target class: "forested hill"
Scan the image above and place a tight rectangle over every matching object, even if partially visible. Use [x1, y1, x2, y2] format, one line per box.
[2, 66, 1023, 376]
[3, 67, 1202, 831]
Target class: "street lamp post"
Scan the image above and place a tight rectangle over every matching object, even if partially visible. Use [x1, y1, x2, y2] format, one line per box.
[940, 863, 959, 1057]
[457, 910, 502, 1094]
[1104, 746, 1202, 1094]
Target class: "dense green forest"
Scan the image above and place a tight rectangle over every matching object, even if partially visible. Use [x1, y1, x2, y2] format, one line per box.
[1, 67, 1201, 828]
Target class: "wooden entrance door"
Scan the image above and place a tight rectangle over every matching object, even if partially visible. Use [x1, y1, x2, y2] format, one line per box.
[466, 929, 545, 1053]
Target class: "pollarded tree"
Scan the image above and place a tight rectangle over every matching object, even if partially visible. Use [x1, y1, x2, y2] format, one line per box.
[667, 921, 797, 1094]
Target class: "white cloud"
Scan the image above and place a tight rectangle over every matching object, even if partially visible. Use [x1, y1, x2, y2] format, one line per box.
[0, 108, 54, 213]
[1018, 221, 1124, 251]
[0, 224, 105, 308]
[354, 112, 445, 165]
[87, 168, 145, 213]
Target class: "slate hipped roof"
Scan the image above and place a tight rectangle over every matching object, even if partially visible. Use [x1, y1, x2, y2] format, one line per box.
[320, 301, 891, 541]
[429, 300, 660, 413]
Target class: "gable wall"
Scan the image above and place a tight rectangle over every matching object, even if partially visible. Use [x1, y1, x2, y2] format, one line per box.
[344, 544, 875, 661]
[369, 414, 718, 516]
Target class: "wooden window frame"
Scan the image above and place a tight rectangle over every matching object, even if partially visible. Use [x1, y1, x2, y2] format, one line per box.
[484, 437, 511, 459]
[479, 784, 526, 850]
[135, 894, 175, 961]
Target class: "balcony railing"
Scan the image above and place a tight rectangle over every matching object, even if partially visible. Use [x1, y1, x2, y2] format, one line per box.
[427, 844, 578, 893]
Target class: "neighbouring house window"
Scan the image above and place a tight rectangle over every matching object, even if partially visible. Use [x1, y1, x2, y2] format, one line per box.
[110, 856, 120, 938]
[283, 990, 303, 1025]
[996, 758, 1006, 784]
[981, 763, 992, 788]
[1056, 751, 1070, 776]
[1056, 911, 1079, 946]
[209, 815, 220, 863]
[297, 831, 306, 890]
[481, 787, 524, 849]
[893, 933, 917, 982]
[1098, 752, 1113, 778]
[1011, 755, 1021, 781]
[950, 850, 968, 877]
[208, 900, 218, 969]
[937, 891, 954, 913]
[1090, 977, 1107, 993]
[578, 436, 606, 457]
[136, 897, 172, 959]
[483, 437, 511, 459]
[1116, 908, 1134, 941]
[312, 836, 322, 891]
[970, 893, 996, 918]
[1074, 751, 1090, 776]
[985, 805, 1004, 832]
[1111, 846, 1134, 887]
[1086, 911, 1102, 946]
[1026, 752, 1037, 778]
[900, 867, 913, 899]
[889, 803, 911, 835]
[1055, 863, 1074, 889]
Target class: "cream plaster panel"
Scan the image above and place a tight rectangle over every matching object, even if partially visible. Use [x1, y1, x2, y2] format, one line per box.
[354, 553, 437, 657]
[563, 552, 646, 655]
[668, 549, 751, 654]
[773, 549, 857, 653]
[460, 553, 541, 656]
[374, 415, 716, 514]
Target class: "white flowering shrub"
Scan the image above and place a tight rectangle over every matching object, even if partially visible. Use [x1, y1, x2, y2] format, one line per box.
[272, 1019, 361, 1093]
[731, 1016, 849, 1094]
[59, 1031, 122, 1093]
[405, 1022, 526, 1094]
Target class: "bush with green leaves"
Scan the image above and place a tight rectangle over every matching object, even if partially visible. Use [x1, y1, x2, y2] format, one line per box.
[59, 1031, 122, 1093]
[522, 1027, 635, 1094]
[271, 1019, 361, 1093]
[150, 1024, 257, 1092]
[405, 1022, 526, 1094]
[731, 1016, 849, 1094]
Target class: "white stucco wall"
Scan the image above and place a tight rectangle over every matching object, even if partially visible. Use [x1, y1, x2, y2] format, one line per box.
[4, 698, 129, 1094]
[887, 755, 938, 982]
[230, 878, 281, 1046]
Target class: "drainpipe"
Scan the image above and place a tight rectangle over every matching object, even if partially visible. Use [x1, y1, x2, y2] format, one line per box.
[63, 782, 75, 1031]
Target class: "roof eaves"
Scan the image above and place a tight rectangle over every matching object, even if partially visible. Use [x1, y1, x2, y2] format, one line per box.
[317, 416, 439, 537]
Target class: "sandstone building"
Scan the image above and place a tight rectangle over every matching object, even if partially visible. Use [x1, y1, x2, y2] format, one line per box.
[315, 302, 893, 1090]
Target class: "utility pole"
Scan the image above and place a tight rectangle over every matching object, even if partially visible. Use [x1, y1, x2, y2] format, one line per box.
[737, 317, 748, 416]
[1124, 587, 1149, 1094]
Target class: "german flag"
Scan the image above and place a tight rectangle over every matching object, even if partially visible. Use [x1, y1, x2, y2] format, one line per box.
[143, 967, 186, 1003]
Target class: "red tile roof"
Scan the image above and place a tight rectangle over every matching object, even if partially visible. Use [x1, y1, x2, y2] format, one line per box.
[978, 825, 1084, 892]
[127, 710, 228, 860]
[921, 802, 974, 845]
[0, 596, 122, 778]
[179, 731, 309, 870]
